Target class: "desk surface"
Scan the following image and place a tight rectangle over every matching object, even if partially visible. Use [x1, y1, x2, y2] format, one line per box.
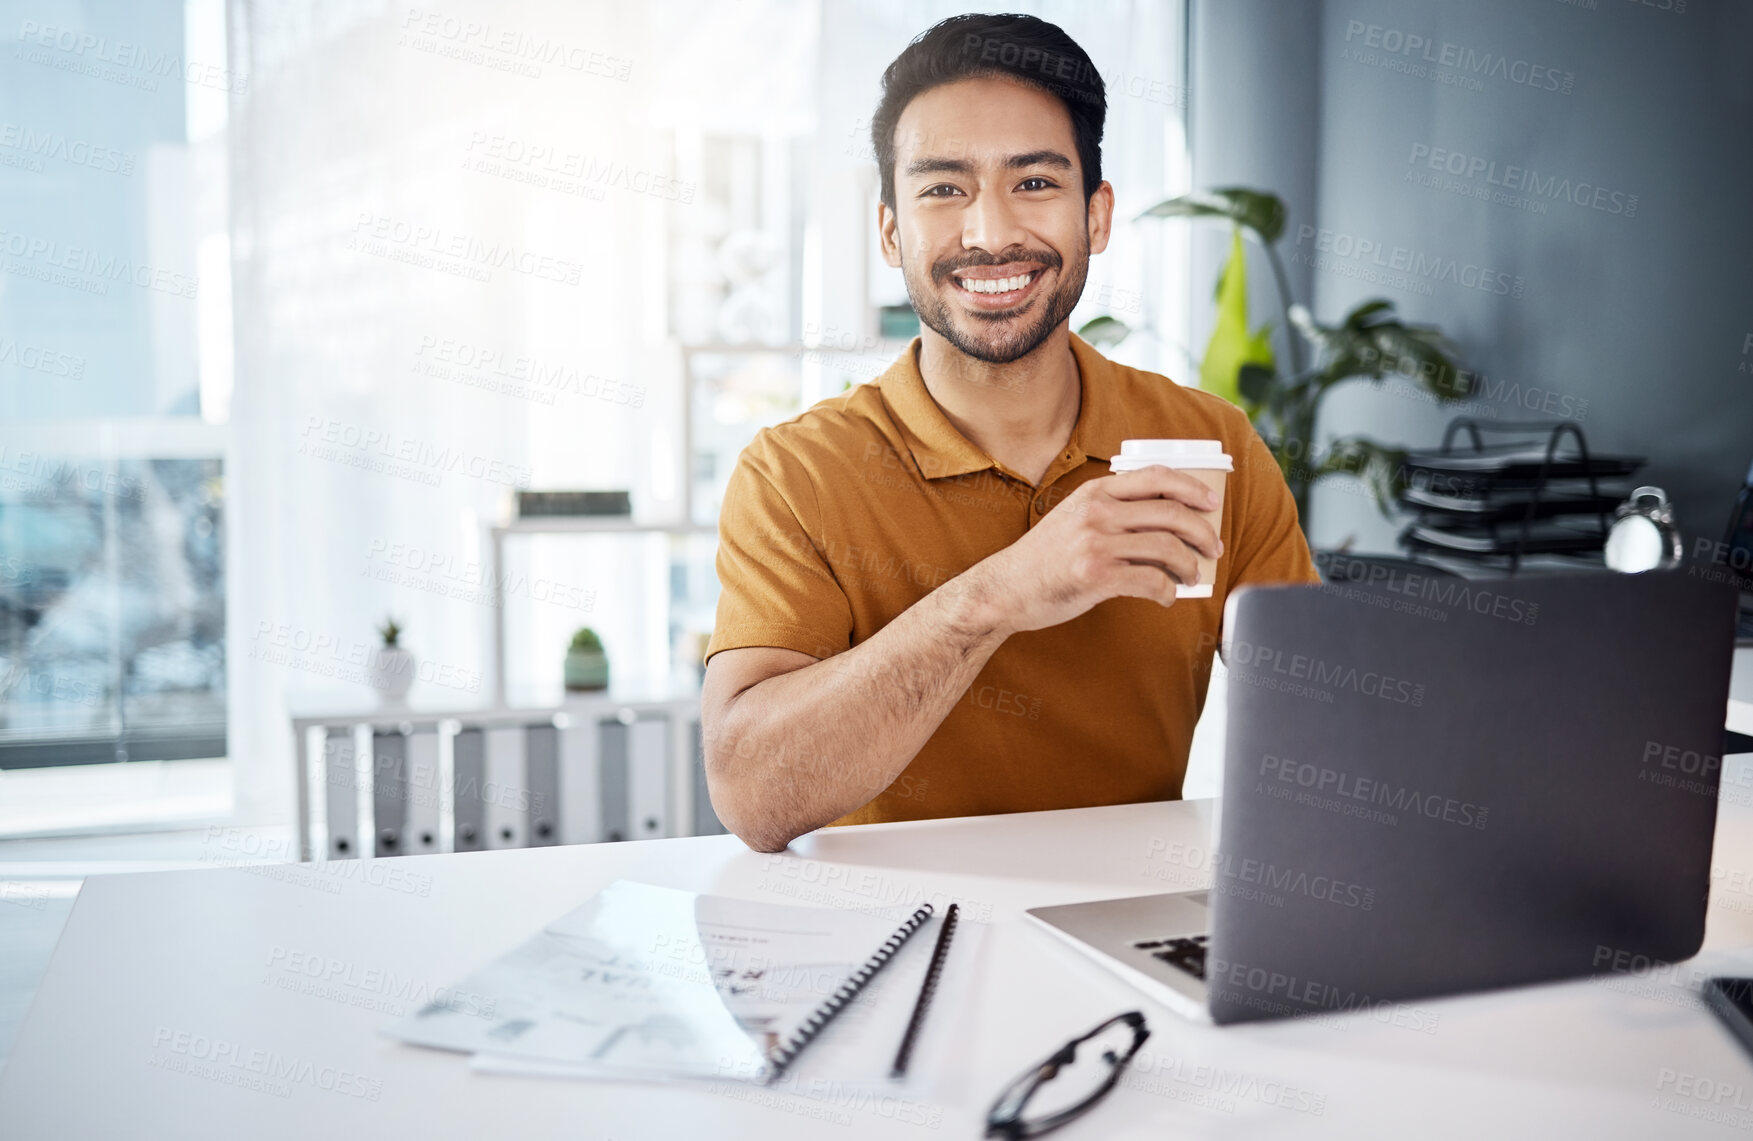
[13, 773, 1753, 1141]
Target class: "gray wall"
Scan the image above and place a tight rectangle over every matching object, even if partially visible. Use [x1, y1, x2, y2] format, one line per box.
[1189, 0, 1322, 374]
[1194, 0, 1753, 558]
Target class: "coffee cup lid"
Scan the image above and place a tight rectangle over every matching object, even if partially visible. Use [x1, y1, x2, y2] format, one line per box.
[1109, 438, 1232, 471]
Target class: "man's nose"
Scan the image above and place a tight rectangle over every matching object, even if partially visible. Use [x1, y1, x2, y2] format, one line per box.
[960, 184, 1027, 257]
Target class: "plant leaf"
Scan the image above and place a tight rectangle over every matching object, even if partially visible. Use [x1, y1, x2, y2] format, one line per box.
[1237, 363, 1276, 406]
[1364, 322, 1468, 399]
[1297, 299, 1469, 401]
[1198, 228, 1276, 408]
[1314, 435, 1411, 515]
[1340, 299, 1395, 332]
[1138, 187, 1287, 244]
[1076, 314, 1131, 348]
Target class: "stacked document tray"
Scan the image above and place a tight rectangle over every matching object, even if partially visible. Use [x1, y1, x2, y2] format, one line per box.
[1396, 420, 1644, 569]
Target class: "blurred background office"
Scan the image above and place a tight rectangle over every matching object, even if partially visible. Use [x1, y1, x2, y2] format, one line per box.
[2, 0, 1751, 1064]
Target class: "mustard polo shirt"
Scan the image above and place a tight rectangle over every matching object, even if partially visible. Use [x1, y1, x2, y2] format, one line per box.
[705, 333, 1321, 826]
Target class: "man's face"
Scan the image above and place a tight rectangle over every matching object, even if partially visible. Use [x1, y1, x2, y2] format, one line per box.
[880, 76, 1112, 365]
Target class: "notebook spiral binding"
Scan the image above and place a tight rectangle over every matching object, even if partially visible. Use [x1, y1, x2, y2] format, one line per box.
[891, 901, 959, 1077]
[764, 902, 936, 1082]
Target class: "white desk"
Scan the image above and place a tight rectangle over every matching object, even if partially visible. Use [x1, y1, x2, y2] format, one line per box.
[12, 780, 1753, 1140]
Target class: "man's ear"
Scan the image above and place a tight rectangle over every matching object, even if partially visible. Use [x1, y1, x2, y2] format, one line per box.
[1087, 180, 1115, 257]
[877, 200, 903, 268]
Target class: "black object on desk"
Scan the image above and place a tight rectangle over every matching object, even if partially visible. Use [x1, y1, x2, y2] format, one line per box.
[985, 1011, 1150, 1138]
[890, 902, 960, 1079]
[1704, 978, 1753, 1061]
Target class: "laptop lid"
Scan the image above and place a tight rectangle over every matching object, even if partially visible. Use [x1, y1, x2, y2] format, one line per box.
[1207, 570, 1738, 1025]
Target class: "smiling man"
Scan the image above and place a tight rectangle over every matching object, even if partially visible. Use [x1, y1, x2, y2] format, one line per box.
[702, 13, 1319, 853]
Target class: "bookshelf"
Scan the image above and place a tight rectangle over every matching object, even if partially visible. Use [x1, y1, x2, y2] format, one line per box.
[486, 342, 823, 704]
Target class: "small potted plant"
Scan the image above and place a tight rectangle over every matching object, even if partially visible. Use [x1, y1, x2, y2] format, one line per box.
[367, 616, 415, 702]
[564, 627, 609, 691]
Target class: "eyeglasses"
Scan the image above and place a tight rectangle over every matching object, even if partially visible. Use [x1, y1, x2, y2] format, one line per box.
[985, 1011, 1150, 1138]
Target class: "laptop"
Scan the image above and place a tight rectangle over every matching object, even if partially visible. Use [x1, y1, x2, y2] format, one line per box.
[1027, 571, 1740, 1024]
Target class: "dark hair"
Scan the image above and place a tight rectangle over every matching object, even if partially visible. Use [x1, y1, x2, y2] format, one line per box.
[871, 13, 1106, 212]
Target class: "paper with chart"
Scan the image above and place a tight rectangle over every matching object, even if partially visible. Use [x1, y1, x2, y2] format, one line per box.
[381, 880, 929, 1082]
[468, 906, 985, 1092]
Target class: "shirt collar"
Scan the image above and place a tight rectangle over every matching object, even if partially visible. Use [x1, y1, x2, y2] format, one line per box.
[877, 332, 1128, 481]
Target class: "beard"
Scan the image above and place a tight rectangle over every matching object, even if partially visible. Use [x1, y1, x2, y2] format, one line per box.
[903, 232, 1090, 365]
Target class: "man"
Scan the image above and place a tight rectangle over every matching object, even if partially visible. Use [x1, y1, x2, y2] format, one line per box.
[702, 13, 1319, 853]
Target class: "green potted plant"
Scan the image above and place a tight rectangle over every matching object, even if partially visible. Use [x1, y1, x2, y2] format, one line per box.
[367, 616, 415, 702]
[1081, 187, 1471, 533]
[564, 627, 609, 691]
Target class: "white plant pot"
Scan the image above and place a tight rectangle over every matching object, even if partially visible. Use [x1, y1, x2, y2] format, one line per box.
[367, 646, 415, 702]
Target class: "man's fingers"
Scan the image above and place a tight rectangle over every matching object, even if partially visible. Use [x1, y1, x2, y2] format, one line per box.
[1104, 533, 1200, 589]
[1109, 562, 1181, 608]
[1100, 498, 1222, 558]
[1102, 466, 1222, 510]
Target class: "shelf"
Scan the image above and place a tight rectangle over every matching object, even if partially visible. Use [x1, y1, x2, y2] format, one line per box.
[487, 521, 716, 705]
[287, 677, 703, 728]
[679, 342, 805, 354]
[492, 520, 718, 536]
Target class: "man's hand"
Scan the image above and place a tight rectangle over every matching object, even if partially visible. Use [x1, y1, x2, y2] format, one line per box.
[966, 466, 1223, 636]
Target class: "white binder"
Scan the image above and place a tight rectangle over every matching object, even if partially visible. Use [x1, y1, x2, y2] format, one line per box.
[628, 718, 668, 840]
[370, 728, 407, 857]
[525, 723, 560, 847]
[558, 717, 602, 844]
[322, 725, 360, 859]
[404, 726, 443, 854]
[452, 726, 486, 852]
[483, 725, 526, 849]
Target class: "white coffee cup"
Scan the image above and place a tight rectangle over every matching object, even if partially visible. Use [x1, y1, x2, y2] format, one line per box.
[1109, 439, 1233, 597]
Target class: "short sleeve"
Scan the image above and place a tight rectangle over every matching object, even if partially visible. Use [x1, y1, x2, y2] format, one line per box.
[705, 431, 855, 664]
[1225, 418, 1322, 591]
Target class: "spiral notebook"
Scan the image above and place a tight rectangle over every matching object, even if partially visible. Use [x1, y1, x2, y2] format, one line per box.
[382, 880, 978, 1086]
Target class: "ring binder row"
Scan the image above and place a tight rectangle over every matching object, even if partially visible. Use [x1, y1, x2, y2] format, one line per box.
[764, 902, 937, 1082]
[291, 702, 722, 862]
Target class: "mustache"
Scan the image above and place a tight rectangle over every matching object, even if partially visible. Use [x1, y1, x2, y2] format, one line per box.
[931, 248, 1062, 285]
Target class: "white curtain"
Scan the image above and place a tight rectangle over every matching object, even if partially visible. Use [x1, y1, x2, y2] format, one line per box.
[225, 0, 679, 819]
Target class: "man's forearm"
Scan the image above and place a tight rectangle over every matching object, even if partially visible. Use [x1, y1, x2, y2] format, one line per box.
[706, 571, 1011, 851]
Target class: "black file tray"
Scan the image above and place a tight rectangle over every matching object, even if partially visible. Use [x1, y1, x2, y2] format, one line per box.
[1401, 486, 1626, 523]
[1401, 522, 1613, 556]
[1395, 419, 1639, 572]
[1401, 444, 1645, 482]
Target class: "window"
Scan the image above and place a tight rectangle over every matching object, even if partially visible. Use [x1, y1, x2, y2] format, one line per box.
[0, 0, 232, 768]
